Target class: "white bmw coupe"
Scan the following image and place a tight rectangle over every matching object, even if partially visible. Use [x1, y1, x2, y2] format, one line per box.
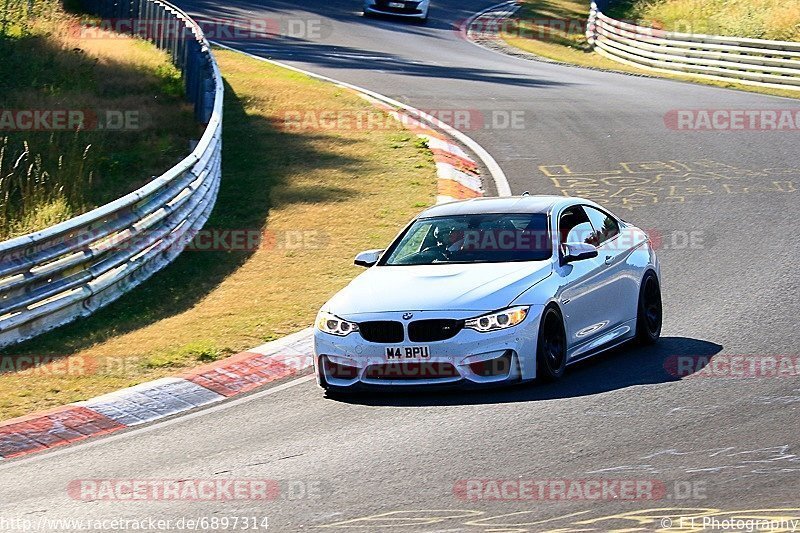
[363, 0, 430, 21]
[314, 195, 662, 393]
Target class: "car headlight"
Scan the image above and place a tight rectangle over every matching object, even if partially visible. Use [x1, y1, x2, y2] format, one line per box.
[316, 311, 359, 336]
[465, 306, 530, 333]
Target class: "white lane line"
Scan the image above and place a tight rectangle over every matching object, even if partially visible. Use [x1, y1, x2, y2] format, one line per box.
[0, 375, 316, 470]
[210, 41, 512, 197]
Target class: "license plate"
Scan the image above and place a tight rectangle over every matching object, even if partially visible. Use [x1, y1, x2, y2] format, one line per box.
[386, 346, 430, 360]
[388, 2, 405, 7]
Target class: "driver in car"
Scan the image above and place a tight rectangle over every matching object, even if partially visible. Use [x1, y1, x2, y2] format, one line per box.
[423, 223, 467, 261]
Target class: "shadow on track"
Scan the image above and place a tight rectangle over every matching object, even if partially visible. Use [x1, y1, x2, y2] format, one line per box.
[224, 39, 568, 89]
[181, 0, 569, 89]
[329, 336, 723, 406]
[184, 0, 483, 37]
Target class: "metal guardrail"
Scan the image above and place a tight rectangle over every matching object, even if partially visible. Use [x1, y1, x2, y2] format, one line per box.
[587, 2, 800, 91]
[0, 0, 223, 348]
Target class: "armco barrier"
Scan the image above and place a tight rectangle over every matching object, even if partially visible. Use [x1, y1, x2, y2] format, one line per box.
[0, 0, 223, 348]
[587, 2, 800, 91]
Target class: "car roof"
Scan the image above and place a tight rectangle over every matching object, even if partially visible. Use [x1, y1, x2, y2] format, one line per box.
[417, 195, 573, 218]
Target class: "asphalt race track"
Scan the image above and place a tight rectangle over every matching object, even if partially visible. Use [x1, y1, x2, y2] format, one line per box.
[1, 0, 799, 530]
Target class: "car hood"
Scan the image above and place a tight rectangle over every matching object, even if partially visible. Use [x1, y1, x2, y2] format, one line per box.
[325, 261, 552, 316]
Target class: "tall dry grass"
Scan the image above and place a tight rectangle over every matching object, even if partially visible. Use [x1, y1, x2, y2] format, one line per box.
[0, 135, 93, 237]
[621, 0, 800, 41]
[0, 1, 195, 239]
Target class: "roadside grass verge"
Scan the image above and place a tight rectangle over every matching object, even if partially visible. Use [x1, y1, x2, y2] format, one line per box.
[0, 7, 196, 238]
[0, 48, 437, 420]
[501, 0, 799, 99]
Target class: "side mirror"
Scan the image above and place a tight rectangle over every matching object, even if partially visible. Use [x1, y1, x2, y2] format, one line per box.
[561, 242, 598, 264]
[354, 249, 384, 268]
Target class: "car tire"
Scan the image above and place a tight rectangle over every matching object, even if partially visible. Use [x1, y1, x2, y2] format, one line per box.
[536, 305, 567, 382]
[636, 271, 662, 345]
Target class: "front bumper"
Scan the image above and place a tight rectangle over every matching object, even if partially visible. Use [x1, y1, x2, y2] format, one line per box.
[313, 309, 541, 390]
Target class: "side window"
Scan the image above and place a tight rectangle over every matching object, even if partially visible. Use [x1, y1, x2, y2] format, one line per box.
[558, 206, 596, 246]
[584, 206, 620, 246]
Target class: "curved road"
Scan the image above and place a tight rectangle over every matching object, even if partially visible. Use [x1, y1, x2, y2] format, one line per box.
[1, 0, 799, 530]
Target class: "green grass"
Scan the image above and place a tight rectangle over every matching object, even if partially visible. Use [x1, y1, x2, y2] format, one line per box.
[0, 4, 196, 238]
[502, 0, 800, 99]
[0, 0, 60, 37]
[143, 341, 229, 369]
[0, 48, 437, 421]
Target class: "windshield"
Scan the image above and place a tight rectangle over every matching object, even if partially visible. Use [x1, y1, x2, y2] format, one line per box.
[380, 213, 552, 265]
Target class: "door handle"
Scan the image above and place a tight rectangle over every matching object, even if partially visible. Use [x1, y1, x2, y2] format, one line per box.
[604, 255, 613, 266]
